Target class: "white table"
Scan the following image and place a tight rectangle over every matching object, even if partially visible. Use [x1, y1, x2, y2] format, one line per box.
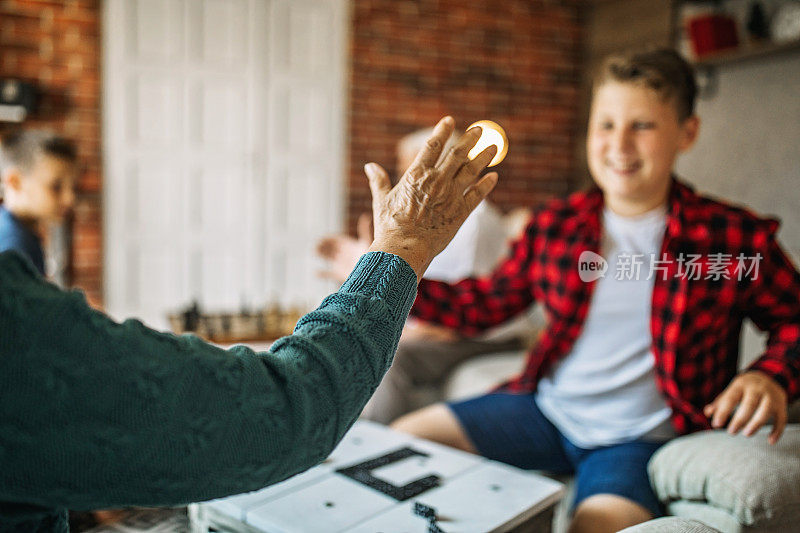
[189, 420, 564, 532]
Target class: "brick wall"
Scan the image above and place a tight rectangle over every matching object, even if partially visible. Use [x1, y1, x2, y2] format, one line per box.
[0, 0, 102, 305]
[348, 0, 585, 232]
[1, 0, 586, 304]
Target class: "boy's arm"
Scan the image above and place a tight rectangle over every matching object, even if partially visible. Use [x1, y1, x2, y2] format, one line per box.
[411, 216, 539, 335]
[745, 232, 800, 399]
[704, 230, 800, 444]
[0, 251, 416, 510]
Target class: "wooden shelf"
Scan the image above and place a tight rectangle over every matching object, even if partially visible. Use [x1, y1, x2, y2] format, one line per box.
[692, 38, 800, 68]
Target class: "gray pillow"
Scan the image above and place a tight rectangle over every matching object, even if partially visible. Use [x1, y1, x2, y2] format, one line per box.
[619, 517, 720, 533]
[648, 425, 800, 527]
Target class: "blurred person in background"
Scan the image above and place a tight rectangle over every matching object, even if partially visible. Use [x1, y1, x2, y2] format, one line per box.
[0, 130, 77, 277]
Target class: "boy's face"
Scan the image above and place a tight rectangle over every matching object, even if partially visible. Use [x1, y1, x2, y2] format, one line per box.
[10, 154, 77, 223]
[587, 81, 698, 213]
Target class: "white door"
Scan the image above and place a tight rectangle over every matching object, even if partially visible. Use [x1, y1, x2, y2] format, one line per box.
[103, 0, 348, 328]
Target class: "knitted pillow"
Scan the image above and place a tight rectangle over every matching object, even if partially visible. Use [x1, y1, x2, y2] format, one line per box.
[619, 517, 720, 533]
[648, 425, 800, 527]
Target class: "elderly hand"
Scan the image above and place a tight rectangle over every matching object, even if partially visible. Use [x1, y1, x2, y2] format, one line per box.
[316, 213, 372, 283]
[365, 116, 498, 281]
[704, 370, 788, 445]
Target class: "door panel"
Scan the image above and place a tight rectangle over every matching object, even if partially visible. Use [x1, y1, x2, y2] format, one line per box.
[104, 0, 347, 327]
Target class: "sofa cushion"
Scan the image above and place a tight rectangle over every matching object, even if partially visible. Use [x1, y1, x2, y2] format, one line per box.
[619, 517, 720, 533]
[648, 425, 800, 527]
[788, 399, 800, 424]
[442, 350, 526, 401]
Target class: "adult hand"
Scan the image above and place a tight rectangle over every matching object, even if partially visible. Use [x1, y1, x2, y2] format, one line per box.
[365, 116, 498, 281]
[703, 370, 788, 445]
[316, 213, 372, 283]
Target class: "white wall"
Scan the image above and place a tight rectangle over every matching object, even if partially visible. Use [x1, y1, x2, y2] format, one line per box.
[675, 52, 800, 253]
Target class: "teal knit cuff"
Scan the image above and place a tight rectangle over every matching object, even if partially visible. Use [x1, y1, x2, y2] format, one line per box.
[340, 251, 418, 320]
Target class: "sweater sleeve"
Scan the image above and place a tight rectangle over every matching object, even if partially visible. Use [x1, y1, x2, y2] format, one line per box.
[0, 250, 416, 510]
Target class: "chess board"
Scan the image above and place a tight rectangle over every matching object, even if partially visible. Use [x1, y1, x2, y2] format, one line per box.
[190, 420, 564, 532]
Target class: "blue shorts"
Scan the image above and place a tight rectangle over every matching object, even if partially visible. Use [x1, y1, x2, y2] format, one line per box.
[448, 392, 666, 517]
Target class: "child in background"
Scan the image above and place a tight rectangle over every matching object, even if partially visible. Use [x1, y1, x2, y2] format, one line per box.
[0, 130, 77, 276]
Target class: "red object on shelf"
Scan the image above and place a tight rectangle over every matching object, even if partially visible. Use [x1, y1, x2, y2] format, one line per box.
[687, 14, 740, 57]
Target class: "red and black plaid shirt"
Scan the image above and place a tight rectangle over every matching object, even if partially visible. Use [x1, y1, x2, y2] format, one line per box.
[412, 179, 800, 435]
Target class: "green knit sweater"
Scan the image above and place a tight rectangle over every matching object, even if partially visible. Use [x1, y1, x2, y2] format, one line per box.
[0, 250, 417, 532]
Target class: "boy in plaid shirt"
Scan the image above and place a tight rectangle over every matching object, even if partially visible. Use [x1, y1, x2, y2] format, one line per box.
[391, 49, 800, 532]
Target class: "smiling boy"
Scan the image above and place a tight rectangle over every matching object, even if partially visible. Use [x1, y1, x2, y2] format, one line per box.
[0, 131, 77, 276]
[390, 49, 800, 532]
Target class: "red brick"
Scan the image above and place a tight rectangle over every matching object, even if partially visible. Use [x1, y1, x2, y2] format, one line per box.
[3, 0, 588, 298]
[347, 0, 584, 234]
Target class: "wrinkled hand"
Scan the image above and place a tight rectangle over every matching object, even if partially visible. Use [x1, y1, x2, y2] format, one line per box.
[704, 370, 788, 445]
[365, 116, 498, 281]
[316, 213, 372, 283]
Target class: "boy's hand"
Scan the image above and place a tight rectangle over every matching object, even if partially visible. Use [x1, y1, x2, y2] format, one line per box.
[365, 116, 498, 281]
[704, 370, 788, 445]
[316, 213, 373, 283]
[401, 318, 460, 343]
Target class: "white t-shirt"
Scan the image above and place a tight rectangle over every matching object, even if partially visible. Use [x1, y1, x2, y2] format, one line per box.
[535, 205, 676, 448]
